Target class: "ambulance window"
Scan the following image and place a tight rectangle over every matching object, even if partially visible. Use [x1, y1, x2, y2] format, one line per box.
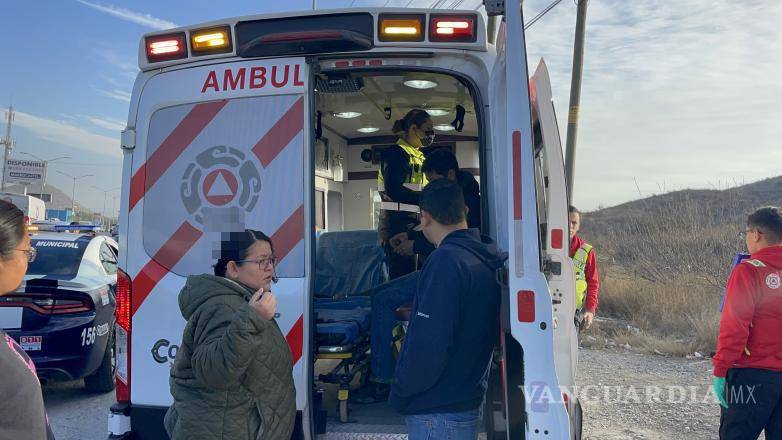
[141, 95, 305, 278]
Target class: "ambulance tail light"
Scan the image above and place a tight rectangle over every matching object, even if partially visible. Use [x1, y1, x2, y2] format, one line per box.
[429, 15, 477, 42]
[145, 32, 187, 63]
[115, 269, 132, 403]
[191, 26, 233, 56]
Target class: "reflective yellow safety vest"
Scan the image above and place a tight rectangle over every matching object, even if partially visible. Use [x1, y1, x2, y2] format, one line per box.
[377, 139, 427, 213]
[572, 243, 593, 309]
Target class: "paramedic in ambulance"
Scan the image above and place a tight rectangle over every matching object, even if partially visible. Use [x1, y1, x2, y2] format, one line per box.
[0, 200, 55, 440]
[713, 206, 782, 439]
[164, 230, 296, 440]
[377, 108, 432, 279]
[569, 205, 599, 330]
[389, 179, 502, 439]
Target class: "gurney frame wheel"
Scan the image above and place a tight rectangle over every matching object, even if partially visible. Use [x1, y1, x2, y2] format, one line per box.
[339, 399, 349, 423]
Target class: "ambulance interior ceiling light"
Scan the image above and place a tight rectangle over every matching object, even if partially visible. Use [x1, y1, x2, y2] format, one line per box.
[333, 111, 362, 119]
[434, 124, 455, 132]
[424, 108, 450, 116]
[357, 127, 380, 133]
[404, 79, 438, 89]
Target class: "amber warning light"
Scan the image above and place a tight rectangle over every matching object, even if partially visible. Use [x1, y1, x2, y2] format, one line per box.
[191, 26, 233, 55]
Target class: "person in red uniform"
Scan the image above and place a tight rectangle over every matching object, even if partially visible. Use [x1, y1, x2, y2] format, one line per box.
[713, 206, 782, 439]
[569, 206, 599, 330]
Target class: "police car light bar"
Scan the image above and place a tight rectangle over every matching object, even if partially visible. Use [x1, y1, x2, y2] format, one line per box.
[429, 15, 476, 42]
[54, 224, 99, 232]
[145, 32, 187, 62]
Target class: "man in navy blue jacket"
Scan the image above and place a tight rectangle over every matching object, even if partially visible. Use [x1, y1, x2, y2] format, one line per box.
[389, 179, 502, 439]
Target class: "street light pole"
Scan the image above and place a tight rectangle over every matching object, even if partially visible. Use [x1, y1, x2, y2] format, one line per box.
[19, 152, 70, 200]
[92, 186, 120, 229]
[57, 171, 93, 221]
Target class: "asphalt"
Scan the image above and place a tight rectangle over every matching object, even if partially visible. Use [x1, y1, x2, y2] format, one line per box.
[43, 380, 115, 440]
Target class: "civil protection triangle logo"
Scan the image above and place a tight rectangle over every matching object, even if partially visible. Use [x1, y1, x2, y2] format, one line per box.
[766, 273, 780, 290]
[180, 145, 261, 231]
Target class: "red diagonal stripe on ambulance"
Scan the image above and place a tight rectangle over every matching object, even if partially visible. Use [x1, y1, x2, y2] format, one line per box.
[252, 97, 304, 167]
[131, 222, 203, 316]
[129, 100, 228, 211]
[271, 205, 305, 261]
[285, 314, 304, 364]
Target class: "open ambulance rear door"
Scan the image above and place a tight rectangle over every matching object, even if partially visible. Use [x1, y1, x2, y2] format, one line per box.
[112, 58, 312, 438]
[487, 0, 571, 438]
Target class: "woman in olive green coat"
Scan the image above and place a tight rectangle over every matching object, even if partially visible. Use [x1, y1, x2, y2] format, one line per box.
[164, 230, 296, 440]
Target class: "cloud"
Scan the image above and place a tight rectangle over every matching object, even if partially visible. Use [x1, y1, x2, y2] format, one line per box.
[99, 89, 132, 103]
[3, 108, 121, 159]
[522, 0, 782, 210]
[82, 115, 126, 132]
[75, 0, 178, 30]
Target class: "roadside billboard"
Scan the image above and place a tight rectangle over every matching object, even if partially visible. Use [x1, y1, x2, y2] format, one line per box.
[4, 159, 46, 186]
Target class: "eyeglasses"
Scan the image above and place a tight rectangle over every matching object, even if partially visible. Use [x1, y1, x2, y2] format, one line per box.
[14, 247, 37, 263]
[738, 228, 763, 239]
[236, 256, 277, 270]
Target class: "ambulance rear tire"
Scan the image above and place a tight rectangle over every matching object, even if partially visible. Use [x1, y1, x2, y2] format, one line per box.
[85, 331, 116, 393]
[572, 397, 583, 440]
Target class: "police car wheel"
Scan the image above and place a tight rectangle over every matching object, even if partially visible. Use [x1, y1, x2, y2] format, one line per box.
[84, 330, 116, 393]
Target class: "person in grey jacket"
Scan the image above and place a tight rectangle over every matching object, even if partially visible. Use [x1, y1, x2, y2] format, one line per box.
[164, 230, 296, 440]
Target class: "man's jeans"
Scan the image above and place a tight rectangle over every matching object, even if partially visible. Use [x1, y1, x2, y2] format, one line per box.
[406, 408, 482, 440]
[369, 271, 418, 382]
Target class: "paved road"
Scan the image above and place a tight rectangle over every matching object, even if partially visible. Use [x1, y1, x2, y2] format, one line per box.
[43, 380, 114, 440]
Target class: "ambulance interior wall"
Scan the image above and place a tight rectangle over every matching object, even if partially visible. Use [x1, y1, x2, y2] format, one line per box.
[315, 128, 348, 231]
[342, 141, 480, 231]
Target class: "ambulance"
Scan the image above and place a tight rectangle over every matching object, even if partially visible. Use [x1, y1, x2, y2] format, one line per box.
[110, 1, 582, 438]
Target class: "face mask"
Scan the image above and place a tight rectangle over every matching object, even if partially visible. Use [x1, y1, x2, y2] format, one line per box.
[420, 129, 435, 147]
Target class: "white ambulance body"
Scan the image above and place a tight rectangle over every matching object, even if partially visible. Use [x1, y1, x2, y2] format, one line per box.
[111, 2, 582, 439]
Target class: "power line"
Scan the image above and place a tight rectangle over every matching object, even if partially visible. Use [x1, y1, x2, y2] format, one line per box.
[525, 0, 566, 30]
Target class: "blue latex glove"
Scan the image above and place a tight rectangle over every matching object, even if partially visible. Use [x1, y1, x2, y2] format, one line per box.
[713, 377, 728, 409]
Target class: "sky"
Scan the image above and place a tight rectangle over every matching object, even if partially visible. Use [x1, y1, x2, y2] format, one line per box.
[1, 0, 781, 215]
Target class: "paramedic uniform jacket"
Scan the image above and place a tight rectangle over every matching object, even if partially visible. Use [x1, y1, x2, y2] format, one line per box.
[713, 245, 782, 378]
[570, 234, 599, 312]
[165, 275, 296, 440]
[389, 229, 503, 414]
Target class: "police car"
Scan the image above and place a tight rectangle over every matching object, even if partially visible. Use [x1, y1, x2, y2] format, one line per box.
[112, 1, 582, 439]
[0, 227, 118, 392]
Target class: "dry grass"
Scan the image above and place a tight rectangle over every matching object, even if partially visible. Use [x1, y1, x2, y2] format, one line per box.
[579, 191, 761, 356]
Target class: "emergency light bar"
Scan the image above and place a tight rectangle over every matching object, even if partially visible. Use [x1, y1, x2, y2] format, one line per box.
[54, 224, 99, 232]
[140, 10, 485, 69]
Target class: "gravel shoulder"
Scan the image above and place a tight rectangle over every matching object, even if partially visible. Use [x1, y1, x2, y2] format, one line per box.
[577, 347, 720, 440]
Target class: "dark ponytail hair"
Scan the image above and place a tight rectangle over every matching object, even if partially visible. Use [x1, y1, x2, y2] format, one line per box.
[213, 229, 276, 280]
[392, 109, 432, 137]
[0, 200, 25, 261]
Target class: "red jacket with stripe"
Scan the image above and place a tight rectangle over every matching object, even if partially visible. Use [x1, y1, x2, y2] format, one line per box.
[713, 245, 782, 377]
[570, 235, 599, 313]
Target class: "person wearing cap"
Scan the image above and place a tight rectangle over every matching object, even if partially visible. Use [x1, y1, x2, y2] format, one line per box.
[713, 206, 782, 439]
[569, 205, 599, 330]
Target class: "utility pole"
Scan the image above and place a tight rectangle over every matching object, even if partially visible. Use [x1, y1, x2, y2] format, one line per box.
[0, 106, 16, 192]
[19, 152, 70, 200]
[564, 0, 589, 205]
[57, 171, 93, 220]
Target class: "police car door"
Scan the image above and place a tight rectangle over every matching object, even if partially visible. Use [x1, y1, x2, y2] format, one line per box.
[127, 59, 311, 410]
[488, 0, 571, 438]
